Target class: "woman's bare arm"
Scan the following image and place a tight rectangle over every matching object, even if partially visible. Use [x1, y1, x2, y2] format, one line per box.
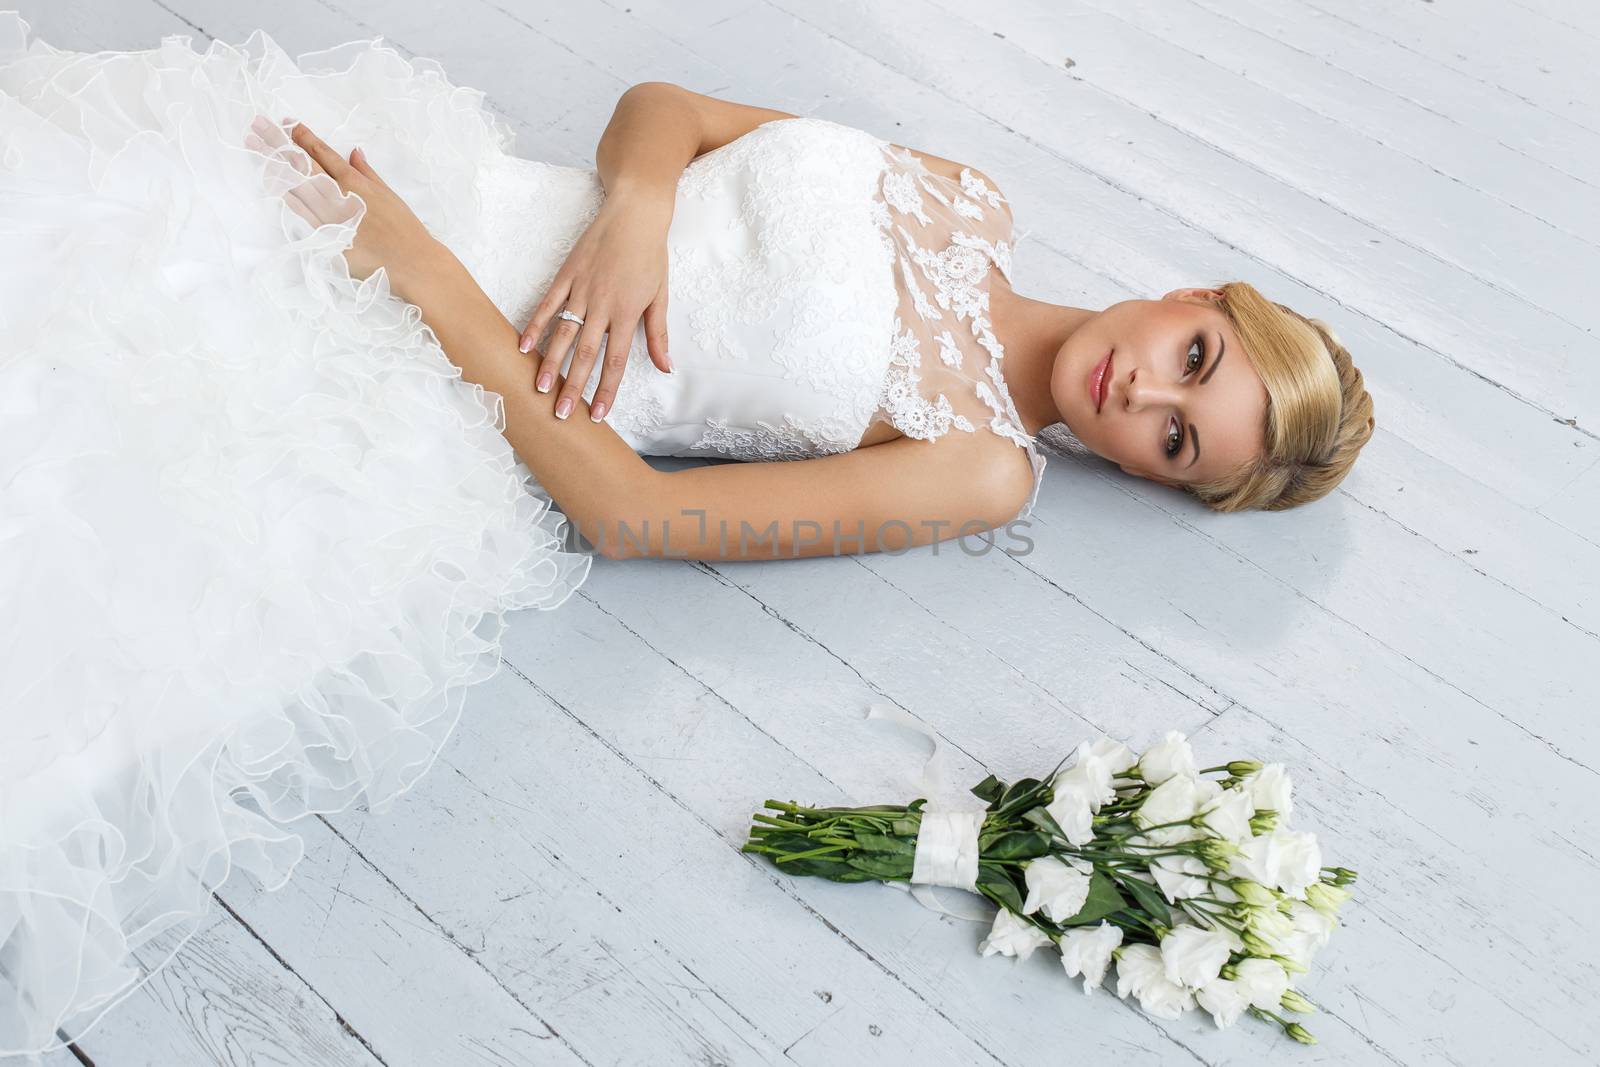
[599, 81, 1003, 210]
[408, 243, 1033, 561]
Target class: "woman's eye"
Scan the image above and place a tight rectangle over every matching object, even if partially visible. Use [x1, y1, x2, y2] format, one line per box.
[1185, 338, 1204, 374]
[1165, 416, 1183, 458]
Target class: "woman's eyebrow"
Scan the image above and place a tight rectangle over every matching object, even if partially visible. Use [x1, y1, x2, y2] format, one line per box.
[1201, 335, 1225, 385]
[1187, 427, 1201, 469]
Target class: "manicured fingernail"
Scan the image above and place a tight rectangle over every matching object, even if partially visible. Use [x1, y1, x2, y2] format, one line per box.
[555, 397, 572, 419]
[590, 401, 607, 422]
[537, 372, 552, 393]
[518, 336, 531, 354]
[663, 351, 674, 373]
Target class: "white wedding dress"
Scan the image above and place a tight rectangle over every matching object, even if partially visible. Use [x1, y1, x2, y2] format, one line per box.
[0, 16, 1046, 1054]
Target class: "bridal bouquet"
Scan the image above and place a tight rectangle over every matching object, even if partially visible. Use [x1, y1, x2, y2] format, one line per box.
[743, 731, 1354, 1043]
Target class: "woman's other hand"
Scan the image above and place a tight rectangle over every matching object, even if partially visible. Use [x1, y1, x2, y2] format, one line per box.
[518, 192, 674, 422]
[244, 116, 442, 303]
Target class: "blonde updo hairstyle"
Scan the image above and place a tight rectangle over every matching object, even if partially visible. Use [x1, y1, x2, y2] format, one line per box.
[1186, 281, 1375, 512]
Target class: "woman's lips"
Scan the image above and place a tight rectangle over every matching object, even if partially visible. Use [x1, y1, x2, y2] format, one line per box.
[1089, 350, 1113, 413]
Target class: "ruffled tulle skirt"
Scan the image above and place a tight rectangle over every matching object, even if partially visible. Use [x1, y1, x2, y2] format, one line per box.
[0, 14, 593, 1054]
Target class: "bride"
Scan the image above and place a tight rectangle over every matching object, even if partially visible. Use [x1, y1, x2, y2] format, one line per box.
[263, 82, 1377, 561]
[0, 17, 1373, 1055]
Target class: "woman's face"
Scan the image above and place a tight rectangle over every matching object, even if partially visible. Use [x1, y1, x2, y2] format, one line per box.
[1051, 288, 1269, 488]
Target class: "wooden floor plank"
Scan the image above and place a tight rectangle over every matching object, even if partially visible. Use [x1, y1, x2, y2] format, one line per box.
[1292, 0, 1599, 133]
[1228, 0, 1600, 187]
[67, 902, 386, 1067]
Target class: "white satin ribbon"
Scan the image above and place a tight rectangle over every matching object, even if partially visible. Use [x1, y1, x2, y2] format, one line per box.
[864, 702, 994, 921]
[910, 810, 984, 890]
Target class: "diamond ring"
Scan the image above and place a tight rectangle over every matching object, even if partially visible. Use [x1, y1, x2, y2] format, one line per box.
[556, 309, 585, 327]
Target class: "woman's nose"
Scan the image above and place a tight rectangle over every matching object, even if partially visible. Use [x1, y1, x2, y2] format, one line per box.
[1124, 366, 1177, 410]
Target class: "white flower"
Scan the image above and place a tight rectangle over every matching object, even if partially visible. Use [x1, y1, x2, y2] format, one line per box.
[1197, 787, 1255, 843]
[1161, 925, 1242, 989]
[1227, 826, 1320, 894]
[1196, 976, 1253, 1028]
[1115, 944, 1197, 1019]
[1277, 899, 1336, 969]
[1059, 921, 1123, 994]
[1231, 957, 1290, 1011]
[1270, 830, 1323, 897]
[1044, 782, 1096, 845]
[978, 908, 1053, 962]
[1150, 854, 1211, 903]
[1053, 754, 1115, 813]
[1227, 833, 1279, 886]
[1022, 856, 1093, 923]
[1052, 736, 1134, 813]
[1083, 735, 1137, 775]
[1136, 731, 1196, 785]
[1135, 774, 1218, 845]
[1241, 763, 1294, 821]
[1209, 879, 1241, 905]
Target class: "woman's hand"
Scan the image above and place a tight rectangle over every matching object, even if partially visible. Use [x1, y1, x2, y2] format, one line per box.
[518, 193, 674, 423]
[244, 115, 443, 303]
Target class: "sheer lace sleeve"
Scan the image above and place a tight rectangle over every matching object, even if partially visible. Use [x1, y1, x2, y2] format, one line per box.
[866, 145, 1047, 519]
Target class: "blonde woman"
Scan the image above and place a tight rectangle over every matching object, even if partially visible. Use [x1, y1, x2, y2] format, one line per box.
[266, 81, 1375, 562]
[0, 20, 1374, 1054]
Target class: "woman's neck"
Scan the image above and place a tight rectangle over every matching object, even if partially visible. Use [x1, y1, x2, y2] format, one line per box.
[989, 281, 1095, 436]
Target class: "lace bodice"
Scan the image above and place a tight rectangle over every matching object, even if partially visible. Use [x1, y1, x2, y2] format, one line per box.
[457, 116, 1047, 518]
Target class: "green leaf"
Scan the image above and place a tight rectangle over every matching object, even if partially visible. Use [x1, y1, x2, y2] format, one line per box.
[1058, 869, 1127, 926]
[976, 863, 1025, 914]
[970, 774, 1005, 805]
[756, 831, 836, 855]
[1118, 872, 1172, 923]
[779, 856, 878, 882]
[846, 853, 914, 879]
[1021, 806, 1066, 839]
[854, 832, 915, 855]
[997, 777, 1043, 812]
[981, 831, 1053, 862]
[892, 817, 920, 837]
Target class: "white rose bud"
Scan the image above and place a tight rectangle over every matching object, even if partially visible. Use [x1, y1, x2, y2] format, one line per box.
[1304, 882, 1351, 918]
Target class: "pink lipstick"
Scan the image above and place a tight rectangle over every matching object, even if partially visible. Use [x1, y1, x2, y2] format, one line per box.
[1089, 350, 1113, 413]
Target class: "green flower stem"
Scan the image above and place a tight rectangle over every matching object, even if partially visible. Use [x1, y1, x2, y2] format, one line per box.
[773, 843, 855, 863]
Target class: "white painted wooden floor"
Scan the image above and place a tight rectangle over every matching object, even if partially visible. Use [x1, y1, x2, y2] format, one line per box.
[13, 0, 1598, 1064]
